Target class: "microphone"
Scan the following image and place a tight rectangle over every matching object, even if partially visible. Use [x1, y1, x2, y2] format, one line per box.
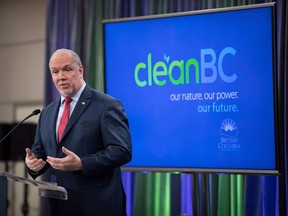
[0, 109, 41, 144]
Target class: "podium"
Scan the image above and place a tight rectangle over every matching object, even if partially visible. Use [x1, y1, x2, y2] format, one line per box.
[0, 171, 67, 216]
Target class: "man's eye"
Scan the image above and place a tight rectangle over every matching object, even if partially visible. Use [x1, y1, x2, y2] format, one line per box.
[52, 70, 58, 74]
[64, 67, 72, 71]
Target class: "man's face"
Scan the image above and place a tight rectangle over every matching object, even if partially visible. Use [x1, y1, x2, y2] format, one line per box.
[49, 53, 84, 97]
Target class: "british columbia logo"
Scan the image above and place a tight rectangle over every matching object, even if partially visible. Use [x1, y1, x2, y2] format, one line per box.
[218, 118, 240, 151]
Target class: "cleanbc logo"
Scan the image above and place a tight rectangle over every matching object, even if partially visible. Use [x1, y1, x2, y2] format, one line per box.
[134, 47, 237, 87]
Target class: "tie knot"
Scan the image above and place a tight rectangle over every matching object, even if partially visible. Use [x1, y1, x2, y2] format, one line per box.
[65, 97, 72, 104]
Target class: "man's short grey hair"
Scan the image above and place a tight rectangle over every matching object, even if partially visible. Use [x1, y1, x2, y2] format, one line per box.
[49, 48, 83, 66]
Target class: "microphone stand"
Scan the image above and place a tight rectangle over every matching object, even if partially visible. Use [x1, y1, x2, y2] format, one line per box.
[0, 109, 40, 144]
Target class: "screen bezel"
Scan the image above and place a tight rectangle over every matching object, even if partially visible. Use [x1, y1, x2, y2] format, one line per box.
[103, 2, 280, 175]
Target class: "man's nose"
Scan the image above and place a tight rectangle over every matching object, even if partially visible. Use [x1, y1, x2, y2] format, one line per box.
[57, 70, 66, 79]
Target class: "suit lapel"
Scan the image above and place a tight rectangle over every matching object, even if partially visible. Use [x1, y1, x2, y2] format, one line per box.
[59, 86, 92, 144]
[48, 100, 62, 149]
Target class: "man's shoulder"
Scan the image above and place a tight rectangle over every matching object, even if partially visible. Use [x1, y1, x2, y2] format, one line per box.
[87, 87, 119, 103]
[45, 100, 59, 109]
[41, 100, 59, 115]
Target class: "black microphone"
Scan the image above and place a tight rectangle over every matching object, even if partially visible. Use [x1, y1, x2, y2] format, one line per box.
[0, 109, 41, 144]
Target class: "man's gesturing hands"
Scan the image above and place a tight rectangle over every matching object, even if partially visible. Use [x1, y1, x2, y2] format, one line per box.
[25, 147, 83, 172]
[25, 148, 46, 172]
[46, 147, 84, 172]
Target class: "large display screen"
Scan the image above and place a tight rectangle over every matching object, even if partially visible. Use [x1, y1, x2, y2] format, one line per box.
[103, 3, 279, 174]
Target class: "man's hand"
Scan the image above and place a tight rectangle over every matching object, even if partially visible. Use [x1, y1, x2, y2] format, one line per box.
[25, 148, 46, 172]
[46, 147, 84, 172]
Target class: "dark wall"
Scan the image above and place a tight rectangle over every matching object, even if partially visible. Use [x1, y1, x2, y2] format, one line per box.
[0, 123, 37, 161]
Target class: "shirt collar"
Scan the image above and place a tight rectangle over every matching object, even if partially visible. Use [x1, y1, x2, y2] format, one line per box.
[60, 82, 86, 104]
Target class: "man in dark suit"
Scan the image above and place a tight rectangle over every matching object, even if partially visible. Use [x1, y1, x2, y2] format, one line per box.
[25, 48, 132, 216]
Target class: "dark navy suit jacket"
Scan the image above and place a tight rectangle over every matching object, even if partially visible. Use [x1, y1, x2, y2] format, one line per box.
[28, 85, 132, 216]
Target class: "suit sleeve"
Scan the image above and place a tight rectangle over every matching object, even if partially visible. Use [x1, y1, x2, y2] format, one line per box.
[81, 99, 132, 176]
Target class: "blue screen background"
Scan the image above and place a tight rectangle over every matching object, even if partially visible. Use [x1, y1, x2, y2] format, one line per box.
[104, 6, 277, 171]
